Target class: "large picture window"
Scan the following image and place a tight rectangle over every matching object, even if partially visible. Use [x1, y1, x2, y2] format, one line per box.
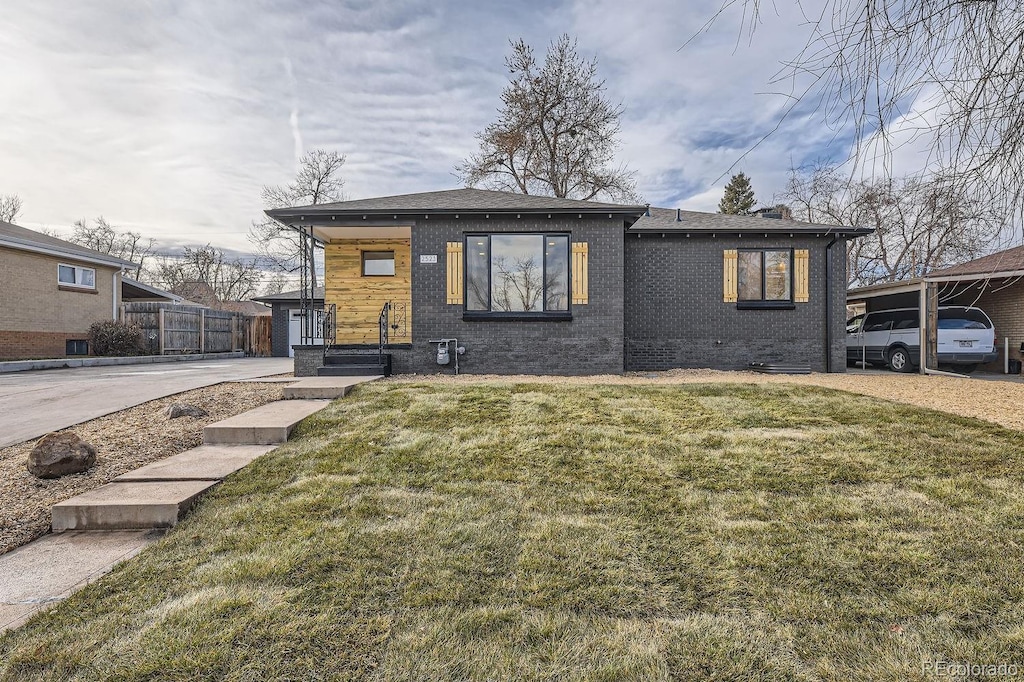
[737, 249, 792, 302]
[465, 234, 570, 315]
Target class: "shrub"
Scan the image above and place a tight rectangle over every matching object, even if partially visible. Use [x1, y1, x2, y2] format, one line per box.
[88, 320, 143, 357]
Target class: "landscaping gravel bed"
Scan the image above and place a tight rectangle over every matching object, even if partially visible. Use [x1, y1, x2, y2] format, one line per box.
[0, 382, 284, 556]
[389, 369, 1024, 432]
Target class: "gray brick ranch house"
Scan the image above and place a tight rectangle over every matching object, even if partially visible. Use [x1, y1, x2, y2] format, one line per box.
[266, 188, 868, 376]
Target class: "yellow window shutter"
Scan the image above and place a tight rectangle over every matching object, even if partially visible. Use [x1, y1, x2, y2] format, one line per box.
[572, 242, 589, 304]
[446, 241, 463, 305]
[723, 249, 738, 302]
[794, 249, 809, 302]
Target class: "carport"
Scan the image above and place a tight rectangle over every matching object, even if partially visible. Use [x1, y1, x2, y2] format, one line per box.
[848, 255, 1024, 374]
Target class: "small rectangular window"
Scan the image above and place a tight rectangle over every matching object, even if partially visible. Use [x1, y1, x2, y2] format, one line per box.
[362, 251, 395, 276]
[65, 339, 89, 356]
[58, 264, 96, 289]
[737, 250, 792, 302]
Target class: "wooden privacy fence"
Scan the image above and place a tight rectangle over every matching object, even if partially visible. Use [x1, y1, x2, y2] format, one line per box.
[245, 315, 272, 357]
[123, 302, 270, 356]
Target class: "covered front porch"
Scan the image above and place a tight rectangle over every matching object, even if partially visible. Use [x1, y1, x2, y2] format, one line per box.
[289, 222, 413, 376]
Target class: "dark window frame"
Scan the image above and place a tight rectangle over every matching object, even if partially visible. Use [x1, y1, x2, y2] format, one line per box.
[735, 248, 795, 310]
[463, 232, 572, 320]
[65, 339, 89, 356]
[361, 250, 396, 277]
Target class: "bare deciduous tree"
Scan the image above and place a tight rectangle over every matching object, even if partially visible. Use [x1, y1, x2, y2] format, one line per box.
[260, 272, 290, 297]
[492, 255, 543, 312]
[457, 34, 639, 202]
[249, 149, 346, 272]
[150, 245, 263, 303]
[704, 2, 1024, 224]
[67, 217, 155, 279]
[0, 194, 23, 223]
[782, 163, 1002, 287]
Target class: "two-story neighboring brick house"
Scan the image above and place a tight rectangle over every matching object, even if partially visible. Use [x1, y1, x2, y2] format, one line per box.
[266, 189, 869, 376]
[0, 220, 136, 360]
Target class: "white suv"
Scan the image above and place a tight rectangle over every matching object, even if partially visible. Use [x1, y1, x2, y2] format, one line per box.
[847, 306, 997, 373]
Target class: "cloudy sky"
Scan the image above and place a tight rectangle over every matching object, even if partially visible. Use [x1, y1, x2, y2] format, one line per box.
[0, 1, 905, 256]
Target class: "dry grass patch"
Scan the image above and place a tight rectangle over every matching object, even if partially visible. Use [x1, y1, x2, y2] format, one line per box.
[2, 382, 1024, 680]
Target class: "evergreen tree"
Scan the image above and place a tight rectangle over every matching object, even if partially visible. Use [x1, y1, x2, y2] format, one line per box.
[718, 173, 756, 214]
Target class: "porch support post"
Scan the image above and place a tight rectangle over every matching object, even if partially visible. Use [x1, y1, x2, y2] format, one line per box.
[919, 280, 927, 374]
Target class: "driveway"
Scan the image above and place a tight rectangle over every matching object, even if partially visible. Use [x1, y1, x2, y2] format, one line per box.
[0, 357, 292, 447]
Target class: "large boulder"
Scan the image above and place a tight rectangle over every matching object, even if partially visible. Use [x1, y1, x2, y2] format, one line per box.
[165, 403, 209, 419]
[27, 432, 97, 479]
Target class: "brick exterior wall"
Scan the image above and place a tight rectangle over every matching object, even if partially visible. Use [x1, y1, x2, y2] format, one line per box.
[0, 247, 119, 360]
[624, 234, 849, 372]
[270, 302, 291, 357]
[0, 331, 79, 360]
[396, 214, 626, 375]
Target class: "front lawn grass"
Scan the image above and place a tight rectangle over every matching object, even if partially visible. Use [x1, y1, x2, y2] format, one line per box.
[3, 382, 1024, 681]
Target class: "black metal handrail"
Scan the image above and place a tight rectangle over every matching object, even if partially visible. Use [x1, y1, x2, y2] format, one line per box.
[322, 303, 336, 361]
[378, 301, 390, 365]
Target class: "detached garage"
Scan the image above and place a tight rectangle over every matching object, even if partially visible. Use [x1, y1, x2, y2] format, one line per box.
[252, 287, 325, 358]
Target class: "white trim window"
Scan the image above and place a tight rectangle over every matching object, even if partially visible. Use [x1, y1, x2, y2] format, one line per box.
[58, 263, 96, 290]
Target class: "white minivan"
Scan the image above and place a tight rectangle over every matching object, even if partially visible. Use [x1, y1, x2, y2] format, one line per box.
[846, 306, 997, 373]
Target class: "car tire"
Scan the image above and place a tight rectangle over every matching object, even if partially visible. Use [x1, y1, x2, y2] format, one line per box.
[887, 347, 914, 373]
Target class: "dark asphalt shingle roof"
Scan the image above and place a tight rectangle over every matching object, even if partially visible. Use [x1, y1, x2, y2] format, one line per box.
[0, 220, 138, 267]
[266, 188, 647, 219]
[253, 287, 325, 303]
[629, 207, 869, 234]
[927, 245, 1024, 277]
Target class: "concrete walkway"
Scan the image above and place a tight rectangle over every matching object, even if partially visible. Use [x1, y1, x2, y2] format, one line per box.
[283, 375, 381, 399]
[1, 375, 380, 633]
[0, 357, 292, 448]
[0, 530, 162, 632]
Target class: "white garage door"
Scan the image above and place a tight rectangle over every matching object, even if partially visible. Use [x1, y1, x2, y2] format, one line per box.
[288, 309, 324, 357]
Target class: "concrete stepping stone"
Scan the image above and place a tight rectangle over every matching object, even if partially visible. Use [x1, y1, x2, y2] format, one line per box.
[52, 480, 218, 531]
[282, 375, 381, 400]
[0, 530, 161, 633]
[203, 399, 329, 445]
[113, 444, 275, 482]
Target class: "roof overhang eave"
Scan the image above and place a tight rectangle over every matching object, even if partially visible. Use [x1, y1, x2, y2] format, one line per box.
[628, 226, 873, 236]
[0, 236, 138, 269]
[265, 205, 648, 223]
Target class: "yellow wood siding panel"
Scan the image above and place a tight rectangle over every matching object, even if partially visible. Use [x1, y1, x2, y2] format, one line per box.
[794, 249, 809, 302]
[571, 242, 589, 305]
[324, 239, 412, 344]
[446, 241, 463, 305]
[723, 249, 738, 302]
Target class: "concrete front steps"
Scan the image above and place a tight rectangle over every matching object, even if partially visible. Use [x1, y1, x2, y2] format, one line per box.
[50, 378, 379, 533]
[52, 480, 220, 531]
[203, 400, 329, 445]
[51, 445, 276, 532]
[52, 401, 328, 532]
[283, 376, 382, 400]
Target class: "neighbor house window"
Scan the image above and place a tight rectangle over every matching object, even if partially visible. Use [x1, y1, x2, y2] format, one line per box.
[465, 234, 570, 315]
[65, 339, 89, 356]
[362, 251, 395, 276]
[737, 249, 792, 301]
[58, 264, 96, 290]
